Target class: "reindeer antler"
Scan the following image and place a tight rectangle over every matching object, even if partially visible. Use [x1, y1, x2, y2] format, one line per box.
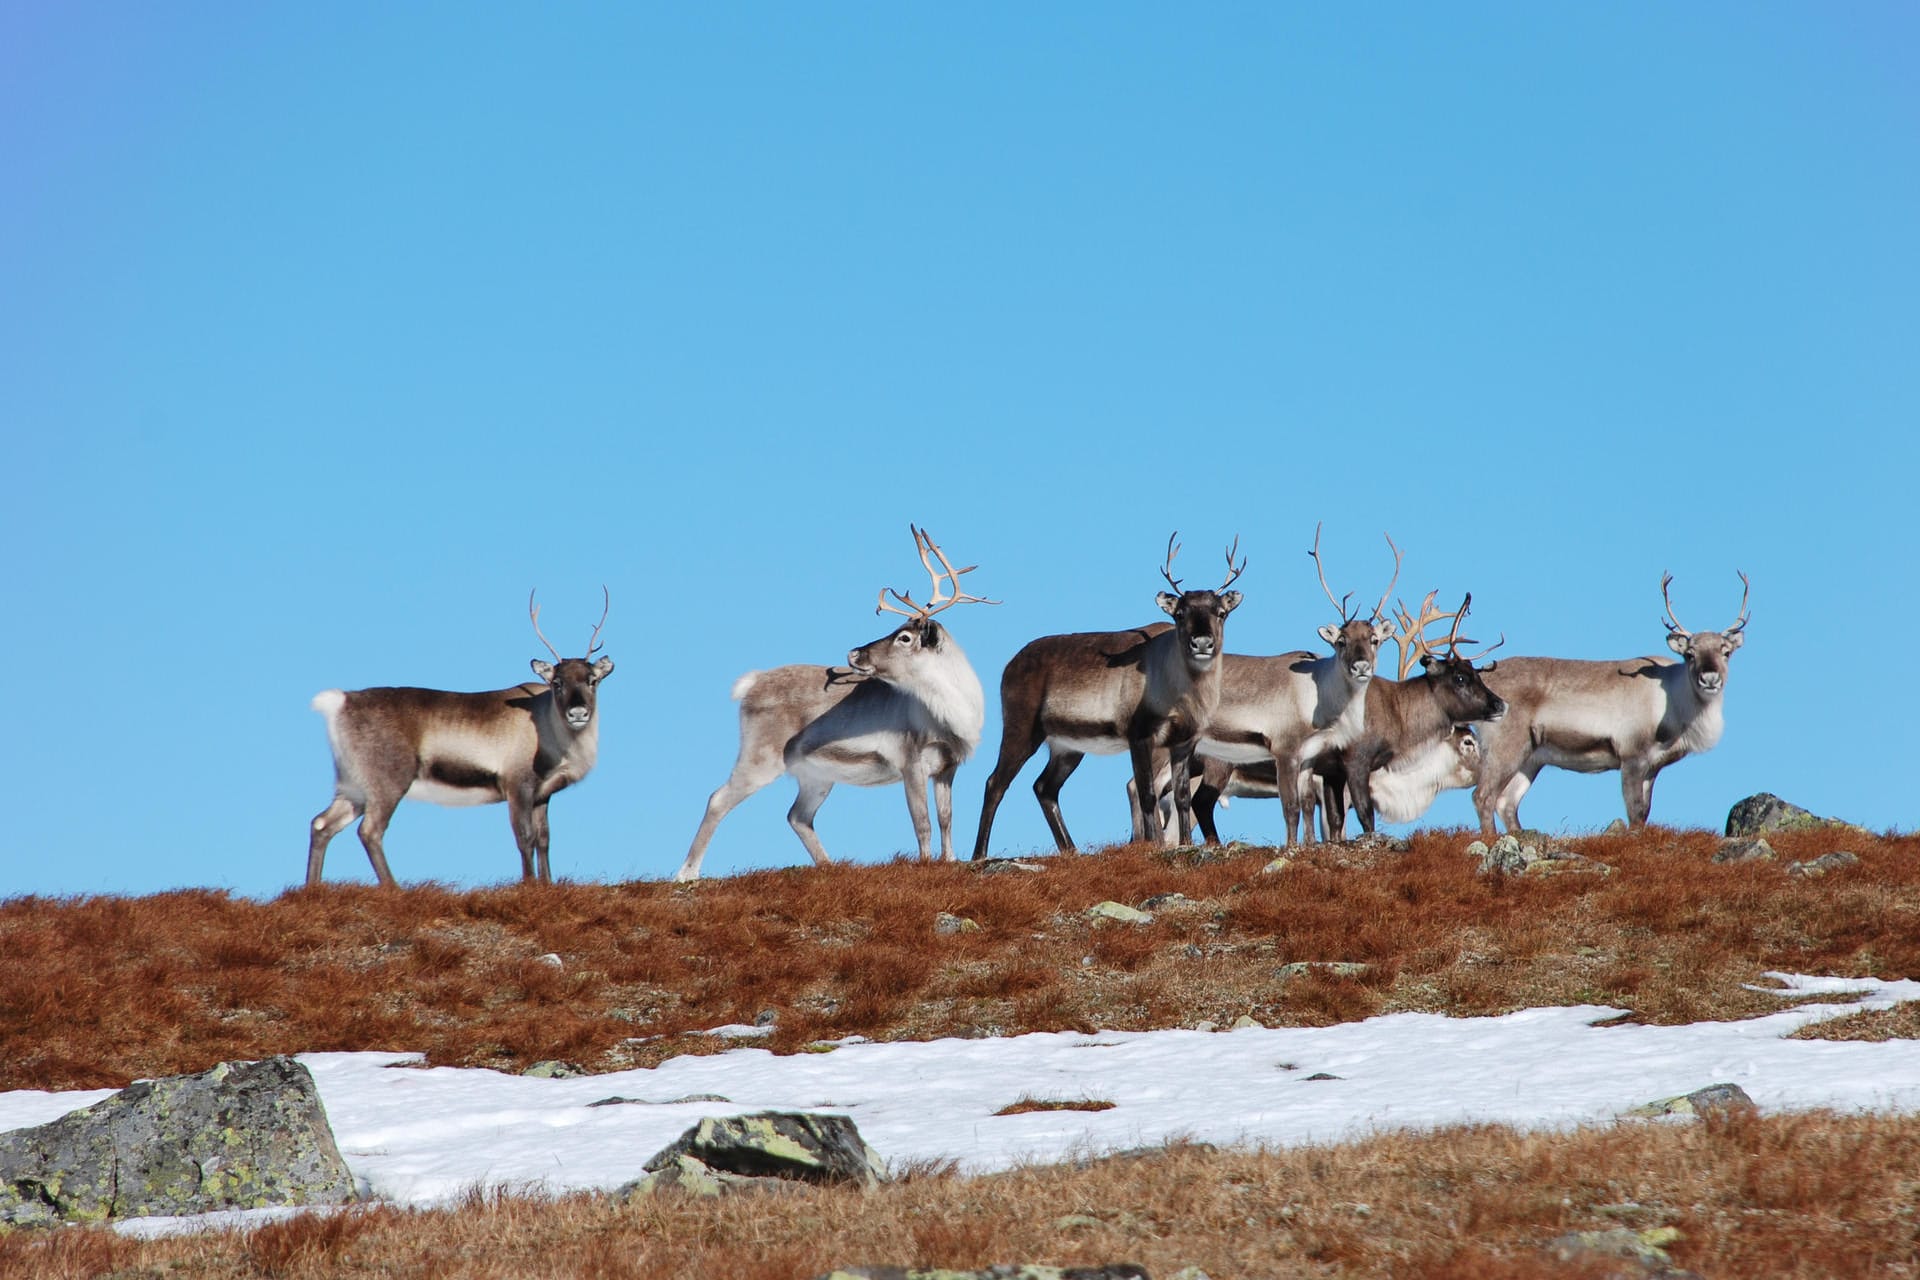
[586, 585, 610, 657]
[1371, 533, 1404, 624]
[1659, 571, 1689, 638]
[1390, 590, 1461, 679]
[1219, 535, 1246, 592]
[529, 589, 562, 661]
[877, 526, 999, 621]
[1307, 522, 1355, 623]
[1159, 532, 1185, 593]
[1727, 570, 1751, 636]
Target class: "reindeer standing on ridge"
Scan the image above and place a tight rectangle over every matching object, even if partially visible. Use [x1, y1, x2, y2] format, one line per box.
[972, 535, 1246, 857]
[1473, 572, 1751, 835]
[308, 592, 614, 887]
[676, 528, 993, 881]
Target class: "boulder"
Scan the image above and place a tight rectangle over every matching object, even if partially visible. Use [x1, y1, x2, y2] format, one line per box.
[0, 1056, 355, 1227]
[1788, 851, 1861, 878]
[1726, 793, 1839, 837]
[622, 1112, 884, 1198]
[1712, 837, 1776, 864]
[1629, 1082, 1757, 1119]
[1087, 901, 1153, 925]
[934, 912, 981, 935]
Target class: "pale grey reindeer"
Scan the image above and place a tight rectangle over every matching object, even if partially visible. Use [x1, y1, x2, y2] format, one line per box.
[1473, 572, 1750, 836]
[971, 534, 1246, 858]
[1188, 525, 1400, 846]
[676, 527, 992, 881]
[308, 591, 614, 887]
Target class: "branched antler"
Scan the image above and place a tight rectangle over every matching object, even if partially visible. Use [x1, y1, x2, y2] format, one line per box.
[1371, 533, 1404, 624]
[586, 585, 610, 657]
[877, 526, 999, 621]
[1728, 570, 1751, 636]
[529, 589, 562, 661]
[1160, 532, 1184, 593]
[1307, 522, 1355, 623]
[1219, 535, 1246, 592]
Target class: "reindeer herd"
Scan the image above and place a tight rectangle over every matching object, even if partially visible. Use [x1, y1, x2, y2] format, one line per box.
[305, 528, 1750, 886]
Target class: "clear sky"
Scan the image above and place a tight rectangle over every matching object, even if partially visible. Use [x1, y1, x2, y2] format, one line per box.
[6, 6, 1916, 897]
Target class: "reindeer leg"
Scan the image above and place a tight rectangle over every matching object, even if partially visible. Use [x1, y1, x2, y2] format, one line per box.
[1129, 739, 1165, 846]
[1622, 762, 1654, 827]
[355, 790, 404, 888]
[1167, 739, 1200, 846]
[933, 765, 958, 862]
[1496, 766, 1536, 833]
[307, 795, 360, 887]
[507, 788, 539, 882]
[1278, 751, 1305, 847]
[901, 756, 934, 862]
[786, 778, 836, 867]
[679, 751, 786, 882]
[531, 799, 553, 884]
[973, 718, 1044, 860]
[1474, 731, 1532, 838]
[1033, 747, 1086, 852]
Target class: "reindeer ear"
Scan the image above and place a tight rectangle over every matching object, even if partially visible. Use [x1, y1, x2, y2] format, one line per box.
[1724, 630, 1744, 653]
[1372, 620, 1397, 645]
[1666, 632, 1690, 657]
[1317, 623, 1341, 647]
[1218, 591, 1242, 614]
[1157, 592, 1180, 617]
[921, 622, 941, 649]
[531, 659, 556, 682]
[593, 656, 615, 680]
[1420, 653, 1438, 672]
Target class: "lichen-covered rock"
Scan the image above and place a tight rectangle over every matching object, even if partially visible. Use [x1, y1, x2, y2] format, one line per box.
[1726, 792, 1839, 837]
[1275, 961, 1372, 982]
[0, 1056, 354, 1227]
[522, 1059, 585, 1079]
[1544, 1226, 1679, 1270]
[1712, 837, 1776, 864]
[1788, 851, 1861, 879]
[933, 912, 980, 935]
[1629, 1082, 1757, 1119]
[1087, 901, 1153, 925]
[622, 1112, 884, 1198]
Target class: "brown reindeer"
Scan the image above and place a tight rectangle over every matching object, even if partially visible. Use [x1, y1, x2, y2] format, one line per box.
[676, 528, 992, 880]
[1473, 572, 1750, 835]
[308, 591, 613, 886]
[971, 534, 1245, 857]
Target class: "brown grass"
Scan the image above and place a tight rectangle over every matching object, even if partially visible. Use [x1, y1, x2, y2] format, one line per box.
[2, 825, 1916, 1277]
[993, 1096, 1118, 1116]
[3, 1111, 1918, 1278]
[3, 826, 1911, 1092]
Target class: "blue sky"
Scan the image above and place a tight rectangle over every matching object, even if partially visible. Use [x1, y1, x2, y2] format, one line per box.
[6, 6, 1915, 898]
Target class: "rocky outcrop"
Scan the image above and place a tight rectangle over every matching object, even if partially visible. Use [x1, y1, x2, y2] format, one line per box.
[1711, 837, 1776, 864]
[1725, 793, 1847, 837]
[0, 1056, 355, 1227]
[621, 1112, 885, 1198]
[1628, 1082, 1757, 1119]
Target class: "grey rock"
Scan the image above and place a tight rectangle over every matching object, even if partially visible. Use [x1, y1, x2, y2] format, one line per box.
[1275, 961, 1372, 981]
[977, 859, 1046, 874]
[1629, 1082, 1757, 1119]
[1087, 900, 1153, 925]
[522, 1059, 585, 1079]
[1463, 840, 1489, 859]
[621, 1112, 885, 1199]
[0, 1056, 354, 1227]
[1340, 832, 1409, 853]
[1140, 892, 1192, 911]
[1712, 837, 1776, 864]
[753, 1008, 779, 1027]
[1545, 1226, 1676, 1270]
[934, 911, 981, 935]
[1726, 792, 1842, 837]
[1789, 851, 1861, 878]
[1261, 856, 1293, 875]
[1603, 818, 1629, 835]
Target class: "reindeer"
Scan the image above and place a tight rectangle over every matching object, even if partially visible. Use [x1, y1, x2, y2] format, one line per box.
[307, 591, 613, 887]
[1186, 525, 1400, 846]
[970, 534, 1245, 858]
[675, 528, 992, 881]
[1307, 590, 1506, 840]
[1472, 572, 1750, 835]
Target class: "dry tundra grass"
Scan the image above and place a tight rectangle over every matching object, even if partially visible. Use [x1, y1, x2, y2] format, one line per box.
[3, 823, 1918, 1276]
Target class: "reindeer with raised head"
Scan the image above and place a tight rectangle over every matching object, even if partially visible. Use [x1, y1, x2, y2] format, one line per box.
[1305, 590, 1506, 840]
[1185, 525, 1400, 846]
[676, 527, 992, 881]
[1473, 572, 1750, 835]
[308, 591, 614, 887]
[971, 534, 1245, 858]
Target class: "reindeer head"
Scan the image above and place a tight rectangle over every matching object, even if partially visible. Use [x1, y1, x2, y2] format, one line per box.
[529, 588, 614, 731]
[850, 526, 996, 683]
[1661, 571, 1749, 697]
[1154, 533, 1246, 673]
[1393, 591, 1508, 723]
[1308, 523, 1400, 687]
[1445, 725, 1483, 787]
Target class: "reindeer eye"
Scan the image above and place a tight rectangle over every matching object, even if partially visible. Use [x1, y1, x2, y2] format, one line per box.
[897, 632, 912, 644]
